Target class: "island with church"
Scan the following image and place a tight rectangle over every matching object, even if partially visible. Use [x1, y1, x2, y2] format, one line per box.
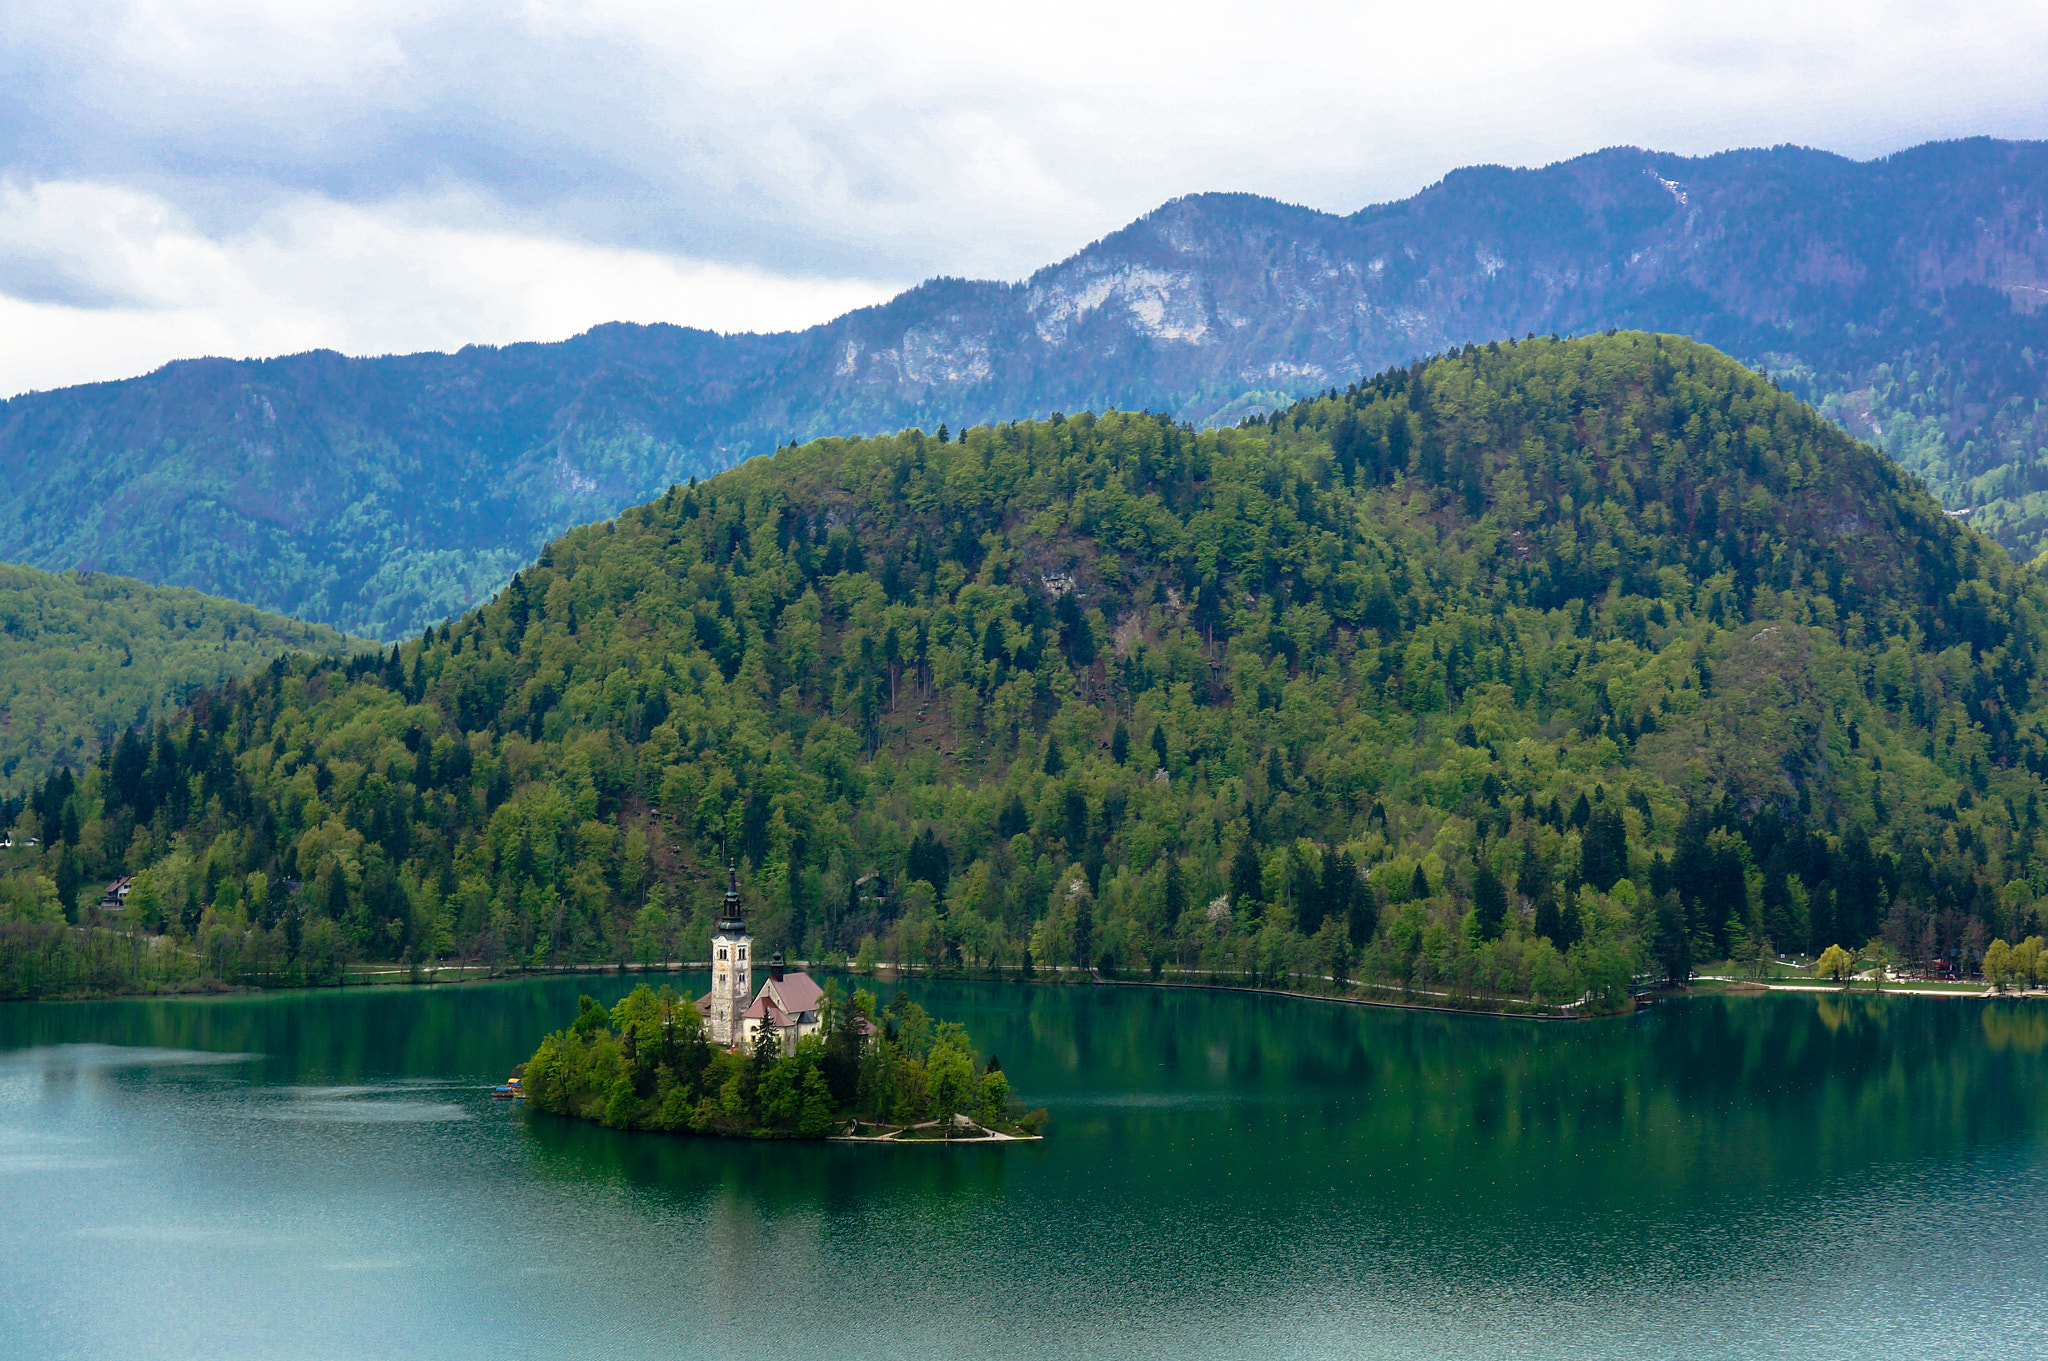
[518, 865, 1045, 1141]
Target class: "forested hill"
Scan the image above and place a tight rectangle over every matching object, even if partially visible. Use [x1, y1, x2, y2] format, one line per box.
[1, 138, 2045, 639]
[0, 564, 363, 795]
[11, 333, 2046, 1004]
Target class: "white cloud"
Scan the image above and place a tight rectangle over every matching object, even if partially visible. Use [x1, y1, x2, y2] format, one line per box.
[1, 0, 2046, 393]
[0, 182, 899, 396]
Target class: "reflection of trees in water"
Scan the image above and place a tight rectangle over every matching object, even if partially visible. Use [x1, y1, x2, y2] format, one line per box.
[945, 984, 2048, 1218]
[522, 1113, 1014, 1214]
[0, 974, 682, 1087]
[1981, 1002, 2048, 1054]
[11, 977, 2044, 1229]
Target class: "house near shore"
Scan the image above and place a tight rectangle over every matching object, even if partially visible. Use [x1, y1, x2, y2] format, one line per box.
[694, 862, 825, 1055]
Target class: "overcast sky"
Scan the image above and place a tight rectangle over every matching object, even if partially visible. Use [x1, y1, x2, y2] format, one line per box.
[1, 0, 2044, 397]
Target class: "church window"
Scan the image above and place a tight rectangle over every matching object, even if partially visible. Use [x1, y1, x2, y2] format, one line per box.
[738, 946, 748, 960]
[717, 947, 728, 960]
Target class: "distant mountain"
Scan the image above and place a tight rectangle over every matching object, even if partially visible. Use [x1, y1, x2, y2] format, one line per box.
[2, 137, 2044, 638]
[0, 564, 363, 792]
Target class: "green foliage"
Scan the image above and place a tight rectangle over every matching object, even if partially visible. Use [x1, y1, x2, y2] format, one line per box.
[0, 564, 363, 794]
[1789, 344, 2048, 562]
[0, 920, 207, 999]
[15, 333, 2048, 1010]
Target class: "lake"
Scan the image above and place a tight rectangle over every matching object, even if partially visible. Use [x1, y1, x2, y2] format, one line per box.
[2, 977, 2044, 1360]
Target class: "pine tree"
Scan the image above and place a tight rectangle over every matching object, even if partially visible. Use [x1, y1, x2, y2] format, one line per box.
[1163, 857, 1188, 923]
[1474, 863, 1507, 941]
[1230, 839, 1263, 907]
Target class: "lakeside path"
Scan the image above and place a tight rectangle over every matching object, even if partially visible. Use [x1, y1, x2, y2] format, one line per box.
[1080, 972, 1589, 1020]
[1698, 975, 2047, 999]
[25, 949, 2047, 1012]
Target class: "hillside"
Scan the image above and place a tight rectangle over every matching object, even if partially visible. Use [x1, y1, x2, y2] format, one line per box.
[1, 139, 2044, 638]
[0, 564, 364, 795]
[4, 333, 2044, 1004]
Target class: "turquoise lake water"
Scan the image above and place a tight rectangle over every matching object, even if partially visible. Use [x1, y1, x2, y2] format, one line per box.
[2, 977, 2044, 1360]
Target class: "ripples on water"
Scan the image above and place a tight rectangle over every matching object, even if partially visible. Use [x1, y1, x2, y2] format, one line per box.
[262, 1082, 473, 1123]
[0, 980, 2044, 1360]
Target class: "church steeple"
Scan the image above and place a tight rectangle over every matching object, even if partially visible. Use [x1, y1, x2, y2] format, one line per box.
[707, 860, 752, 1048]
[717, 860, 746, 933]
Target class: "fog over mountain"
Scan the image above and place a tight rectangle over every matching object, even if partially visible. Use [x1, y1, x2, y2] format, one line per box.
[2, 137, 2044, 639]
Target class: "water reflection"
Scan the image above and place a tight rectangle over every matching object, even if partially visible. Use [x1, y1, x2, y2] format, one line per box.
[0, 980, 2044, 1360]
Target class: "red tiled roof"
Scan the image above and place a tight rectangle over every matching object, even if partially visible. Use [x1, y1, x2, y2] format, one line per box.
[743, 995, 795, 1027]
[767, 971, 823, 1015]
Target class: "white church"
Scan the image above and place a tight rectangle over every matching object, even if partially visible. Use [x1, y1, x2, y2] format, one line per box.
[696, 862, 826, 1054]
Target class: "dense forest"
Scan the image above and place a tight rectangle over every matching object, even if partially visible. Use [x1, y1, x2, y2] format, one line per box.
[5, 332, 2048, 1008]
[522, 984, 1027, 1139]
[1786, 341, 2048, 561]
[0, 564, 363, 794]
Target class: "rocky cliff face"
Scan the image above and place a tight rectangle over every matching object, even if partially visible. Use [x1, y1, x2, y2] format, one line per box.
[2, 137, 2044, 638]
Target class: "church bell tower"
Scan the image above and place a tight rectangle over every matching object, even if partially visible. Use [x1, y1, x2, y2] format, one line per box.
[709, 861, 751, 1047]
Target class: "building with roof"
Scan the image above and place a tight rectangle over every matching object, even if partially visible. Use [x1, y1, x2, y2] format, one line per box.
[738, 957, 825, 1054]
[695, 862, 826, 1055]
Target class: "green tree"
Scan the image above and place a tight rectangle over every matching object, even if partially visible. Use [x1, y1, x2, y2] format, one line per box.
[928, 1037, 977, 1136]
[975, 1069, 1010, 1128]
[797, 1063, 835, 1137]
[1230, 840, 1263, 910]
[1653, 891, 1691, 987]
[1981, 939, 2013, 990]
[1314, 915, 1352, 990]
[1473, 863, 1507, 941]
[631, 902, 671, 967]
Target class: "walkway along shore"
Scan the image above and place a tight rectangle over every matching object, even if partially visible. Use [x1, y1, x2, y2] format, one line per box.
[19, 931, 2046, 1012]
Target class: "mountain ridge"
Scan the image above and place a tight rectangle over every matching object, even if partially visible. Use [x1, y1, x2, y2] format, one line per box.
[3, 136, 2045, 638]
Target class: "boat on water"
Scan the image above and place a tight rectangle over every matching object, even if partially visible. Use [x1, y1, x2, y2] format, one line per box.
[492, 1076, 525, 1101]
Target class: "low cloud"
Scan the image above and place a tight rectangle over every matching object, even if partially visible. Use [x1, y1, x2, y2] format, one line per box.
[1, 0, 2045, 394]
[0, 181, 899, 395]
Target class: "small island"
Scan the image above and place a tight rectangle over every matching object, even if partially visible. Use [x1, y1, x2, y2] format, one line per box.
[522, 862, 1041, 1141]
[520, 982, 1041, 1140]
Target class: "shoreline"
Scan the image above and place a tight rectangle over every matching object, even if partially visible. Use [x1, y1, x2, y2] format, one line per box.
[10, 955, 2044, 1012]
[1699, 976, 2043, 999]
[1080, 973, 1590, 1020]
